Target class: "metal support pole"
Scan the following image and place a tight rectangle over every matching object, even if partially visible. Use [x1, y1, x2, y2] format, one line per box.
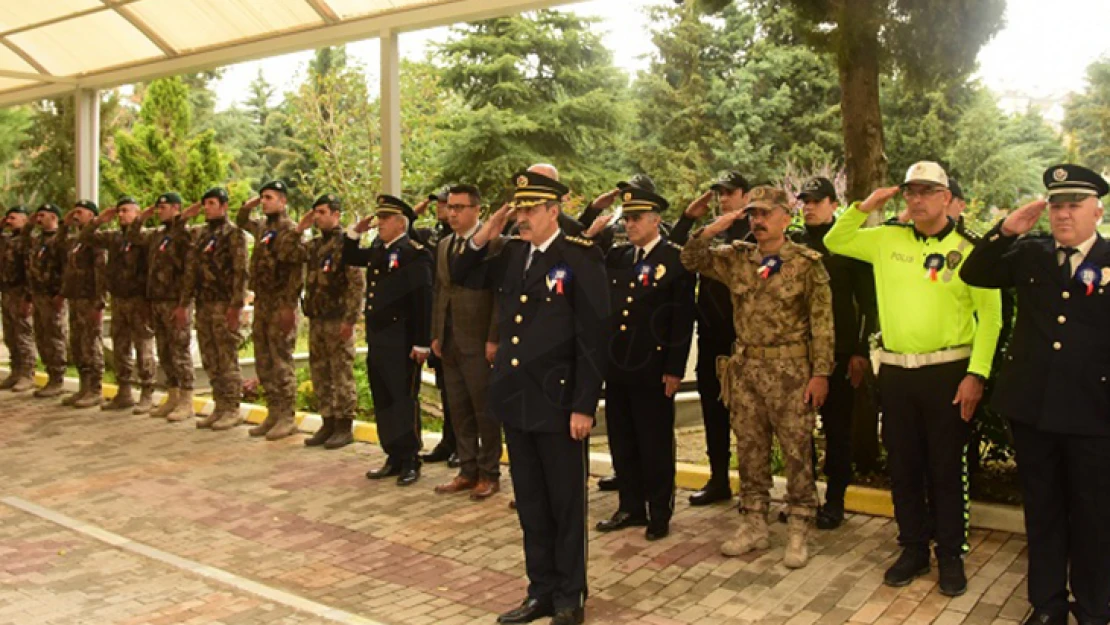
[74, 88, 100, 202]
[379, 29, 401, 196]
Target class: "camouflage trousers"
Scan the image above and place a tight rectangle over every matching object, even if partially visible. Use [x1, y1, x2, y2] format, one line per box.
[196, 301, 241, 410]
[1, 288, 35, 376]
[151, 301, 194, 390]
[31, 294, 66, 377]
[69, 298, 104, 387]
[111, 297, 155, 389]
[719, 353, 817, 518]
[252, 301, 298, 418]
[308, 318, 357, 419]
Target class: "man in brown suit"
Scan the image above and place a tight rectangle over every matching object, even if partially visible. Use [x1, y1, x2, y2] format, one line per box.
[431, 184, 502, 500]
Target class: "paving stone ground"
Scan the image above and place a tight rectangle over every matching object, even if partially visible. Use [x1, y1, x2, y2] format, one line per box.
[0, 392, 1036, 625]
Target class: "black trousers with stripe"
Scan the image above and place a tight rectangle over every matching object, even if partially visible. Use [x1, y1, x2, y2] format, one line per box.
[504, 424, 588, 611]
[878, 359, 971, 558]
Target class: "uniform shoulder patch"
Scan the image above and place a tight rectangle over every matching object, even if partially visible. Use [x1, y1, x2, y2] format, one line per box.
[955, 220, 982, 244]
[667, 240, 683, 250]
[409, 239, 425, 250]
[795, 245, 824, 262]
[565, 235, 594, 247]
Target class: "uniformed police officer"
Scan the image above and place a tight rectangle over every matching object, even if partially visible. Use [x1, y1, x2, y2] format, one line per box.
[593, 186, 695, 541]
[177, 188, 250, 431]
[26, 204, 67, 398]
[82, 197, 156, 413]
[0, 206, 35, 392]
[454, 170, 608, 625]
[60, 200, 107, 409]
[343, 194, 432, 486]
[796, 177, 879, 529]
[960, 164, 1110, 625]
[824, 161, 1002, 596]
[237, 180, 305, 441]
[670, 171, 753, 505]
[132, 193, 198, 421]
[297, 194, 365, 449]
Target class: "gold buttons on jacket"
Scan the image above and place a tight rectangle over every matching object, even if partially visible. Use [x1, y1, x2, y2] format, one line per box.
[1058, 315, 1066, 324]
[620, 324, 627, 332]
[511, 336, 520, 345]
[511, 358, 520, 367]
[1053, 341, 1062, 351]
[1063, 291, 1070, 299]
[622, 310, 629, 317]
[515, 314, 523, 324]
[520, 295, 528, 303]
[626, 296, 633, 303]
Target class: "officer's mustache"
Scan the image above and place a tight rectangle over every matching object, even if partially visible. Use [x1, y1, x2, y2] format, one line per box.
[753, 225, 768, 232]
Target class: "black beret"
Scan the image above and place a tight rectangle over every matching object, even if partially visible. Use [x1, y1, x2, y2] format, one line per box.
[1043, 164, 1109, 199]
[116, 195, 140, 208]
[947, 178, 964, 201]
[797, 177, 837, 202]
[619, 186, 670, 213]
[511, 170, 569, 208]
[375, 194, 415, 220]
[710, 171, 750, 193]
[74, 199, 98, 215]
[36, 203, 61, 217]
[6, 205, 28, 216]
[202, 187, 229, 203]
[156, 192, 183, 206]
[313, 193, 342, 210]
[260, 180, 288, 195]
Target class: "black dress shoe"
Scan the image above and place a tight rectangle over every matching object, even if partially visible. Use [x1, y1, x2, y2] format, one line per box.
[397, 464, 420, 487]
[645, 522, 670, 541]
[688, 481, 731, 506]
[496, 597, 554, 624]
[816, 502, 845, 530]
[551, 606, 585, 625]
[883, 547, 930, 587]
[597, 474, 619, 492]
[365, 461, 401, 480]
[420, 446, 452, 463]
[937, 556, 967, 597]
[595, 511, 648, 532]
[1022, 609, 1068, 625]
[447, 452, 460, 469]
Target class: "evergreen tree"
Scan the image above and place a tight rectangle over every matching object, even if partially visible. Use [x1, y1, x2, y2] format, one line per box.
[1064, 57, 1110, 173]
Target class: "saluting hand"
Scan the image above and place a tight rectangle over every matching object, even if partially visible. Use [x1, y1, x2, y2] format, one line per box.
[698, 208, 746, 240]
[140, 206, 156, 223]
[590, 189, 621, 212]
[684, 191, 714, 220]
[952, 374, 984, 422]
[474, 203, 514, 247]
[95, 207, 117, 225]
[182, 202, 202, 220]
[584, 213, 614, 239]
[1000, 199, 1047, 237]
[413, 198, 431, 216]
[296, 211, 315, 234]
[242, 196, 261, 211]
[352, 214, 376, 234]
[803, 376, 829, 409]
[569, 412, 593, 441]
[858, 186, 901, 214]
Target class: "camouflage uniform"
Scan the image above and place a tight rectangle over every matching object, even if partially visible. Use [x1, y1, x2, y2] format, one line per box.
[0, 226, 35, 386]
[180, 217, 249, 428]
[25, 223, 68, 390]
[61, 223, 107, 405]
[301, 225, 364, 446]
[681, 231, 834, 562]
[81, 221, 155, 407]
[236, 208, 304, 439]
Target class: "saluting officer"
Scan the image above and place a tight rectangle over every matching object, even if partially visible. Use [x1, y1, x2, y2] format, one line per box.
[960, 165, 1110, 625]
[593, 186, 695, 542]
[0, 206, 35, 393]
[343, 195, 433, 487]
[25, 204, 68, 398]
[824, 161, 1002, 597]
[60, 200, 107, 409]
[453, 170, 608, 625]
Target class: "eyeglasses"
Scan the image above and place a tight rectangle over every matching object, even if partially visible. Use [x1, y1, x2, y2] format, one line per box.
[902, 186, 945, 199]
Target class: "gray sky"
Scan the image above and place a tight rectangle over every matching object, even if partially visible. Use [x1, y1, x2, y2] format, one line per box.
[211, 0, 1109, 111]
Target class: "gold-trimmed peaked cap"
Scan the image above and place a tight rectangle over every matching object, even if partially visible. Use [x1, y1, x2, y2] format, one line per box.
[511, 170, 569, 208]
[619, 186, 669, 214]
[374, 194, 416, 220]
[1043, 164, 1109, 201]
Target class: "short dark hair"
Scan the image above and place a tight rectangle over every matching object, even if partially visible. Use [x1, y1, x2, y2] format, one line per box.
[448, 184, 481, 207]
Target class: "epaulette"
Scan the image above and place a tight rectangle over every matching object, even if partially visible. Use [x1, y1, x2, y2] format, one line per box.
[666, 240, 683, 250]
[731, 240, 754, 251]
[795, 245, 824, 262]
[955, 219, 982, 244]
[565, 235, 594, 247]
[409, 239, 424, 250]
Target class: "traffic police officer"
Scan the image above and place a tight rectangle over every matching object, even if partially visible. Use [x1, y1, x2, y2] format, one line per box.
[960, 164, 1110, 625]
[343, 194, 432, 487]
[453, 170, 608, 625]
[26, 203, 67, 398]
[593, 186, 695, 541]
[824, 161, 1002, 596]
[796, 177, 879, 529]
[0, 205, 35, 392]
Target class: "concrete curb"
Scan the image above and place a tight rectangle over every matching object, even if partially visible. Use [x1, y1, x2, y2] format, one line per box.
[16, 370, 1026, 535]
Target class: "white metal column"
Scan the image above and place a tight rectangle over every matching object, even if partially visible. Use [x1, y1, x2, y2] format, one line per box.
[379, 29, 401, 196]
[74, 88, 100, 202]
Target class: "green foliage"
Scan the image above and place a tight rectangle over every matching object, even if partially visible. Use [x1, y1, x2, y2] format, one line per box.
[401, 58, 464, 198]
[1064, 57, 1110, 173]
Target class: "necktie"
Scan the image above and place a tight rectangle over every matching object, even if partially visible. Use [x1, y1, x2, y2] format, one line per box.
[450, 235, 462, 257]
[634, 247, 645, 265]
[524, 248, 541, 281]
[1059, 247, 1078, 282]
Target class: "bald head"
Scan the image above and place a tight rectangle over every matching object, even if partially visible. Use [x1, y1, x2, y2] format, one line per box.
[527, 163, 559, 181]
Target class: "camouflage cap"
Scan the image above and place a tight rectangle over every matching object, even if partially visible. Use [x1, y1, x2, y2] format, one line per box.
[743, 186, 793, 214]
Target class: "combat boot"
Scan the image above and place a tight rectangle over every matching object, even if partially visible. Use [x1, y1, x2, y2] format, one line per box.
[248, 411, 277, 437]
[132, 386, 154, 414]
[211, 407, 244, 431]
[265, 413, 298, 441]
[324, 418, 354, 449]
[168, 390, 195, 422]
[0, 372, 18, 390]
[304, 416, 335, 447]
[11, 375, 34, 393]
[195, 404, 224, 429]
[73, 378, 103, 408]
[152, 388, 178, 417]
[34, 375, 65, 398]
[61, 375, 88, 406]
[783, 516, 810, 568]
[721, 511, 771, 557]
[102, 384, 135, 411]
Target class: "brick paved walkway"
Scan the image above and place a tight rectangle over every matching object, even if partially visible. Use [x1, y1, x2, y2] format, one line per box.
[0, 393, 1035, 625]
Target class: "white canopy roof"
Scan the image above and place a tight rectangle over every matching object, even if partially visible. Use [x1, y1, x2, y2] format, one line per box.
[0, 0, 572, 105]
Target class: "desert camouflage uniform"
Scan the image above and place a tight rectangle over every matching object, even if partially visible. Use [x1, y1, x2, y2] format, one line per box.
[0, 227, 35, 380]
[25, 224, 68, 380]
[61, 224, 107, 398]
[180, 217, 249, 415]
[681, 236, 835, 519]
